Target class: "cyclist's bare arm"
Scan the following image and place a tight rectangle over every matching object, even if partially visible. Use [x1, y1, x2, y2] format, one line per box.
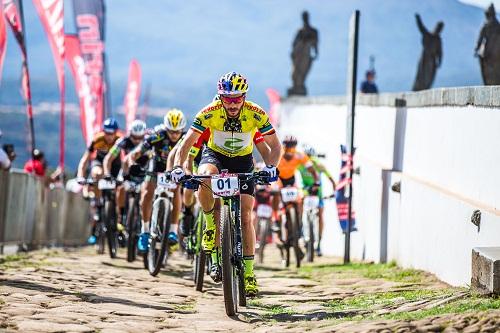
[262, 132, 281, 166]
[174, 129, 201, 167]
[184, 153, 195, 174]
[77, 151, 90, 178]
[167, 145, 178, 171]
[255, 140, 271, 162]
[128, 145, 143, 163]
[103, 150, 117, 176]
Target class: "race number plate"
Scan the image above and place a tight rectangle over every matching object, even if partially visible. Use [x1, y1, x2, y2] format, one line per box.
[303, 196, 320, 210]
[256, 204, 273, 218]
[98, 179, 116, 190]
[157, 173, 177, 189]
[281, 187, 299, 203]
[211, 174, 239, 197]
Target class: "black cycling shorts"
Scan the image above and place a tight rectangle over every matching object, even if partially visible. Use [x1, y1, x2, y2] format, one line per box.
[199, 147, 255, 196]
[280, 176, 296, 187]
[145, 158, 167, 182]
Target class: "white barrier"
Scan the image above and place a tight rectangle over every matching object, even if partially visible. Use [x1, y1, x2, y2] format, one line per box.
[278, 87, 500, 286]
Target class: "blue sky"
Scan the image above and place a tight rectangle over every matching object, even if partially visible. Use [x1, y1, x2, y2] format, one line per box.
[0, 0, 492, 116]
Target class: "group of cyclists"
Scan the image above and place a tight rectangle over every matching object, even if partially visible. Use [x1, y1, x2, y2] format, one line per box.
[75, 71, 336, 300]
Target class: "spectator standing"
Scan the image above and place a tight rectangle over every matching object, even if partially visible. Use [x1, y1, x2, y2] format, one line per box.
[360, 70, 379, 94]
[24, 149, 47, 177]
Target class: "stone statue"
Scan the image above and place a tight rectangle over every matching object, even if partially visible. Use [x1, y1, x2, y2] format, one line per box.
[412, 14, 444, 91]
[475, 4, 500, 85]
[287, 11, 318, 96]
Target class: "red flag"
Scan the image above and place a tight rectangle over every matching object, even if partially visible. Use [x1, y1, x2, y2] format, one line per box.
[65, 34, 97, 146]
[0, 5, 6, 84]
[265, 88, 281, 127]
[33, 0, 65, 168]
[124, 59, 141, 131]
[3, 0, 35, 155]
[72, 0, 106, 129]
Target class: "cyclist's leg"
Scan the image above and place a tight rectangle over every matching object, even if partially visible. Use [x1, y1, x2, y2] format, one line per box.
[241, 194, 256, 258]
[197, 148, 222, 253]
[317, 188, 325, 256]
[197, 162, 218, 252]
[90, 160, 104, 200]
[137, 159, 157, 252]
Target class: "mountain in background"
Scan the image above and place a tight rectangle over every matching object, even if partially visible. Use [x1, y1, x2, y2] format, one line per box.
[0, 0, 491, 171]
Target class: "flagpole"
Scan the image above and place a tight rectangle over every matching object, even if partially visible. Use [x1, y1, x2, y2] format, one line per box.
[18, 0, 35, 158]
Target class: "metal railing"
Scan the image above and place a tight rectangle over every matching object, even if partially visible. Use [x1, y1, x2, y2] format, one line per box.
[0, 170, 90, 249]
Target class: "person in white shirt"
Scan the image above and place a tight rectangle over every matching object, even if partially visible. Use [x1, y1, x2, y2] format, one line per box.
[0, 130, 11, 170]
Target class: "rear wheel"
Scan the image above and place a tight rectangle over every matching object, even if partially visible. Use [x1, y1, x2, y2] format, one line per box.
[221, 205, 237, 316]
[148, 198, 171, 276]
[257, 219, 268, 264]
[126, 196, 138, 262]
[194, 213, 206, 291]
[287, 205, 301, 268]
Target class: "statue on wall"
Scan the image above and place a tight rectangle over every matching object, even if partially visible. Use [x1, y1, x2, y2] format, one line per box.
[412, 14, 444, 91]
[475, 4, 500, 85]
[287, 11, 318, 96]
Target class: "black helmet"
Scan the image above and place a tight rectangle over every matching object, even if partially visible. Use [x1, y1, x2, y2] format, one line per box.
[33, 149, 44, 160]
[282, 135, 298, 148]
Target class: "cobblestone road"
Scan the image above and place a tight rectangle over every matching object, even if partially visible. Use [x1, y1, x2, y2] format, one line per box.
[0, 247, 499, 332]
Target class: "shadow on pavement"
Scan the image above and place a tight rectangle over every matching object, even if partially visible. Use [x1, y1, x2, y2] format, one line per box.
[1, 278, 173, 311]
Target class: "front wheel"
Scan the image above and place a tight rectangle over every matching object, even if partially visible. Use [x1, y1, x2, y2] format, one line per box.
[306, 214, 315, 263]
[147, 198, 171, 276]
[104, 197, 118, 259]
[126, 196, 139, 262]
[221, 205, 238, 316]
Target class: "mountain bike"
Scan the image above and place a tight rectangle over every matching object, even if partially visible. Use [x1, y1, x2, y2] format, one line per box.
[123, 172, 144, 262]
[146, 172, 177, 276]
[254, 189, 273, 264]
[99, 177, 120, 259]
[302, 187, 335, 263]
[183, 207, 207, 292]
[280, 185, 303, 268]
[82, 179, 106, 255]
[173, 170, 270, 316]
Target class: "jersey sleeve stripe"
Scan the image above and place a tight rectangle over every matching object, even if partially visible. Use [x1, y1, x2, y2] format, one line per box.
[191, 123, 206, 133]
[259, 124, 275, 135]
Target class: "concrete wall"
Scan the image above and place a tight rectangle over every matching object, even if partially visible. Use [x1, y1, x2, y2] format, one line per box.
[278, 86, 500, 286]
[0, 170, 90, 248]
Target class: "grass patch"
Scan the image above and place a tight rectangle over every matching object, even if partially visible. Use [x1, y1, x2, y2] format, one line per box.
[173, 302, 196, 313]
[0, 251, 57, 270]
[326, 289, 452, 312]
[247, 299, 294, 317]
[324, 289, 500, 324]
[298, 261, 425, 283]
[378, 295, 500, 321]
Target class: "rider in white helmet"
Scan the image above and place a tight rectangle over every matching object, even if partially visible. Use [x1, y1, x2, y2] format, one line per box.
[103, 119, 148, 235]
[127, 109, 187, 253]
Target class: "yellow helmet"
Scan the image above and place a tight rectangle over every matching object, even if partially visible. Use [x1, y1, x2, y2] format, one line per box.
[217, 71, 249, 95]
[163, 109, 187, 131]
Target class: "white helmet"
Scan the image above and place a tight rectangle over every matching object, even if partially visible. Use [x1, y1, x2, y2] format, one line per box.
[129, 119, 147, 137]
[163, 109, 187, 131]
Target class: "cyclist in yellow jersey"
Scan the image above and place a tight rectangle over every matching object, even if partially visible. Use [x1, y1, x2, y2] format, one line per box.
[172, 72, 282, 297]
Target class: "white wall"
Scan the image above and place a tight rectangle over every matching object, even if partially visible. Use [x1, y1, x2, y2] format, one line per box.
[278, 98, 500, 286]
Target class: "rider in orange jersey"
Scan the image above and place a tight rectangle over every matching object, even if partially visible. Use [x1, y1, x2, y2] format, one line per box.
[273, 135, 318, 241]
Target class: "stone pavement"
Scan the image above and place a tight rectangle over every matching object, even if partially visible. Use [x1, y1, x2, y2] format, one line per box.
[0, 247, 499, 332]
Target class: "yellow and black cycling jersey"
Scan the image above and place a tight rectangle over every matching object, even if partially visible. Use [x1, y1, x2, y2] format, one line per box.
[190, 100, 275, 157]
